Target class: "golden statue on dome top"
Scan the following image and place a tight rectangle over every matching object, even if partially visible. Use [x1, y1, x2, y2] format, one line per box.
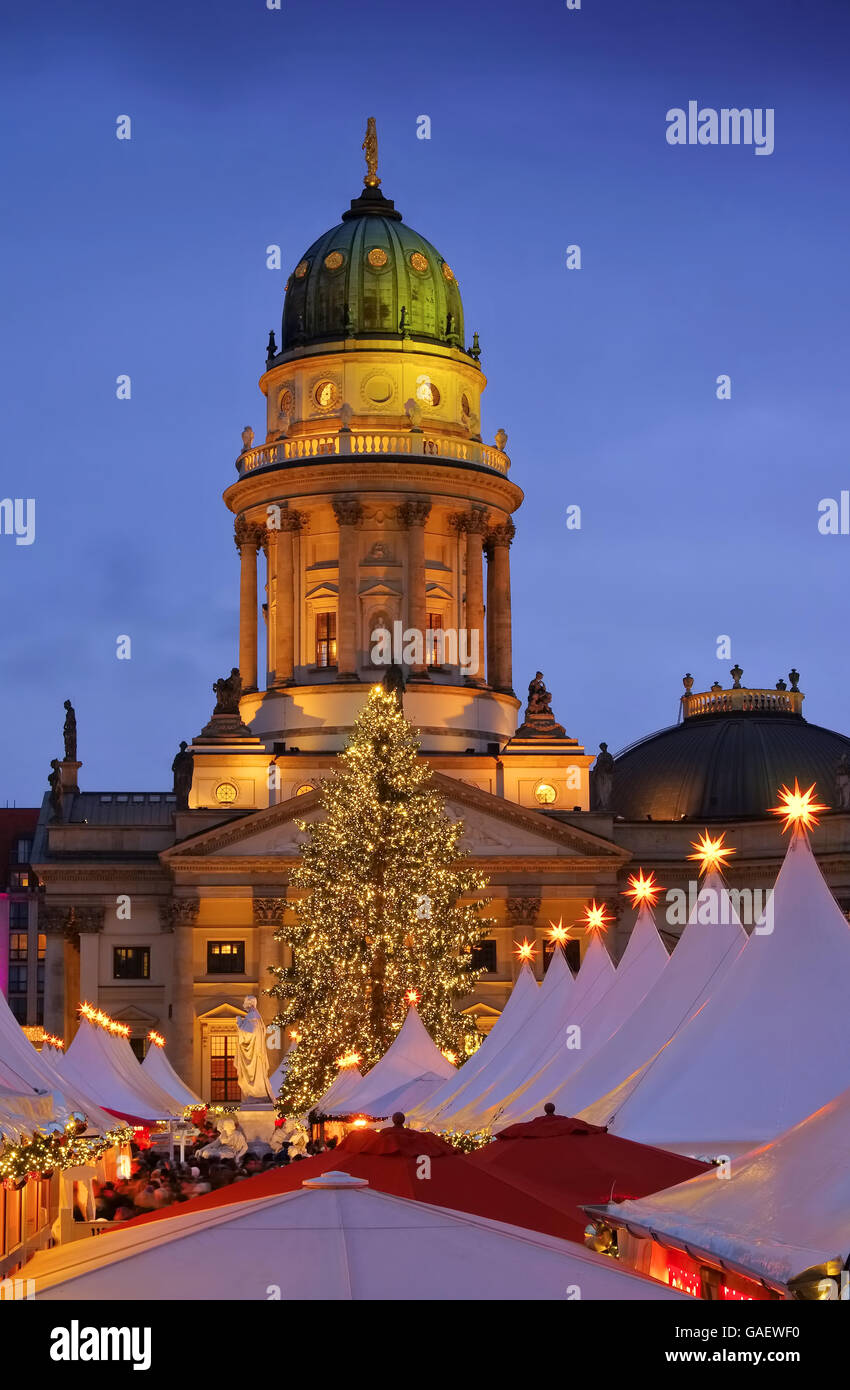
[362, 116, 380, 187]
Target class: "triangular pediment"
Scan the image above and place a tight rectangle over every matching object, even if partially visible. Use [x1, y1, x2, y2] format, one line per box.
[305, 582, 339, 599]
[162, 773, 628, 866]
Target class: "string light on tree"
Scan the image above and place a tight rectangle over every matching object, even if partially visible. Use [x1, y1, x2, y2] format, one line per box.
[270, 683, 492, 1113]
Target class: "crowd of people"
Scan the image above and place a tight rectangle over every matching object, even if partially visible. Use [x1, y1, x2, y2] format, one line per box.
[90, 1119, 336, 1224]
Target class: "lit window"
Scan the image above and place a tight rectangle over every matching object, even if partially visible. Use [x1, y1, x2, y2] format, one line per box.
[316, 612, 337, 667]
[113, 947, 150, 980]
[295, 784, 315, 796]
[207, 941, 246, 975]
[425, 613, 444, 666]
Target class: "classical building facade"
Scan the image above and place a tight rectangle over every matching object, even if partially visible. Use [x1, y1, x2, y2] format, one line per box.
[27, 134, 850, 1099]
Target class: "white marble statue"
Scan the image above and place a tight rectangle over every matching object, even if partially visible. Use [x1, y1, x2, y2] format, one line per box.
[235, 995, 275, 1103]
[198, 1115, 248, 1161]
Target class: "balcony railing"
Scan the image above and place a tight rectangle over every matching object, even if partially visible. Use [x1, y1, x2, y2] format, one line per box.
[236, 427, 510, 477]
[682, 688, 804, 719]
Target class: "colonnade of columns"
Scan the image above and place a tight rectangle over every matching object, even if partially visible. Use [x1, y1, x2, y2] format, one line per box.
[234, 500, 515, 693]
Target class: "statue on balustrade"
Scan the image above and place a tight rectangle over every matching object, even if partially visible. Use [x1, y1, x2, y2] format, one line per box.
[63, 700, 77, 761]
[515, 671, 566, 739]
[590, 742, 615, 812]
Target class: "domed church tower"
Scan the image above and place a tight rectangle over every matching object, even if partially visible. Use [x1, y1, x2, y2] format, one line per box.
[222, 121, 523, 757]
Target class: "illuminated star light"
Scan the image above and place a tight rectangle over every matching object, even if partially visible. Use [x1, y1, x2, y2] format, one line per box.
[547, 919, 570, 945]
[405, 988, 420, 1005]
[336, 1051, 361, 1069]
[623, 869, 662, 908]
[147, 1030, 166, 1048]
[514, 938, 536, 961]
[769, 780, 828, 834]
[580, 900, 614, 935]
[687, 830, 736, 875]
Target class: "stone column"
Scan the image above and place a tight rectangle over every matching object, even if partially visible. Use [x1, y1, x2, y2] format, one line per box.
[160, 898, 199, 1086]
[41, 906, 70, 1038]
[235, 517, 263, 693]
[484, 536, 496, 685]
[486, 519, 516, 693]
[271, 512, 304, 686]
[73, 907, 105, 1006]
[333, 499, 363, 680]
[398, 500, 431, 677]
[507, 894, 541, 980]
[253, 897, 286, 1029]
[452, 508, 487, 685]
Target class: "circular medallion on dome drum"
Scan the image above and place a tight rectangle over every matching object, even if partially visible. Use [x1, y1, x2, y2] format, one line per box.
[313, 379, 341, 411]
[409, 251, 429, 273]
[279, 387, 295, 418]
[441, 262, 455, 282]
[324, 251, 345, 271]
[215, 782, 239, 805]
[534, 782, 557, 805]
[461, 393, 471, 418]
[415, 375, 440, 408]
[361, 371, 396, 407]
[294, 260, 310, 279]
[367, 247, 389, 268]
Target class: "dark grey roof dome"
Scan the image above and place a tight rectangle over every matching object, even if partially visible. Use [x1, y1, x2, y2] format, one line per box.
[610, 673, 850, 822]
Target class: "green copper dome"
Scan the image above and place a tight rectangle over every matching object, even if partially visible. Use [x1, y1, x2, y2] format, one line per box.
[280, 186, 465, 355]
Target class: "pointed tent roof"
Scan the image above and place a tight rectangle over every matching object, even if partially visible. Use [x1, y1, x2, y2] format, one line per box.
[24, 1170, 687, 1301]
[141, 1041, 201, 1109]
[0, 992, 115, 1136]
[573, 871, 747, 1126]
[323, 1007, 456, 1119]
[439, 939, 612, 1133]
[601, 1082, 850, 1291]
[493, 904, 670, 1128]
[409, 960, 541, 1126]
[605, 829, 850, 1155]
[313, 1062, 364, 1115]
[61, 1018, 181, 1124]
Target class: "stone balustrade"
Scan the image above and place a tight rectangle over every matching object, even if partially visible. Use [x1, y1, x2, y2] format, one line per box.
[236, 427, 510, 476]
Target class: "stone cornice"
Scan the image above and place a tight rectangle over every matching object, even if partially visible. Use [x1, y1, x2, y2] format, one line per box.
[163, 854, 626, 879]
[223, 459, 523, 517]
[36, 866, 170, 884]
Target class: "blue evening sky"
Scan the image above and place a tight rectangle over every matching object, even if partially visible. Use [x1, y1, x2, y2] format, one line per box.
[1, 0, 848, 803]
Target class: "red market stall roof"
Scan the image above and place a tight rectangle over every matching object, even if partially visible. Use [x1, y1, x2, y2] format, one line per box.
[123, 1117, 586, 1245]
[466, 1106, 710, 1242]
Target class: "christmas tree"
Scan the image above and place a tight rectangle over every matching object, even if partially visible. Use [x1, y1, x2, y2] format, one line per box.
[271, 682, 491, 1114]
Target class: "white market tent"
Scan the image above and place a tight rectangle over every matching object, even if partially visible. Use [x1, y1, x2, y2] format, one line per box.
[25, 1169, 688, 1301]
[602, 827, 850, 1156]
[433, 935, 613, 1133]
[493, 904, 670, 1128]
[407, 959, 542, 1127]
[313, 1062, 364, 1115]
[601, 1081, 850, 1292]
[323, 1007, 456, 1119]
[60, 1017, 181, 1124]
[0, 1087, 59, 1145]
[551, 872, 747, 1126]
[141, 1040, 201, 1109]
[0, 993, 115, 1136]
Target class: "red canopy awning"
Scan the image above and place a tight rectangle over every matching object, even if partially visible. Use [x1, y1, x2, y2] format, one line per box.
[120, 1119, 577, 1243]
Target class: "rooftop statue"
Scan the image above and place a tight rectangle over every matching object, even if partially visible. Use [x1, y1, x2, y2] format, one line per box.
[362, 116, 380, 187]
[63, 700, 77, 762]
[515, 671, 566, 740]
